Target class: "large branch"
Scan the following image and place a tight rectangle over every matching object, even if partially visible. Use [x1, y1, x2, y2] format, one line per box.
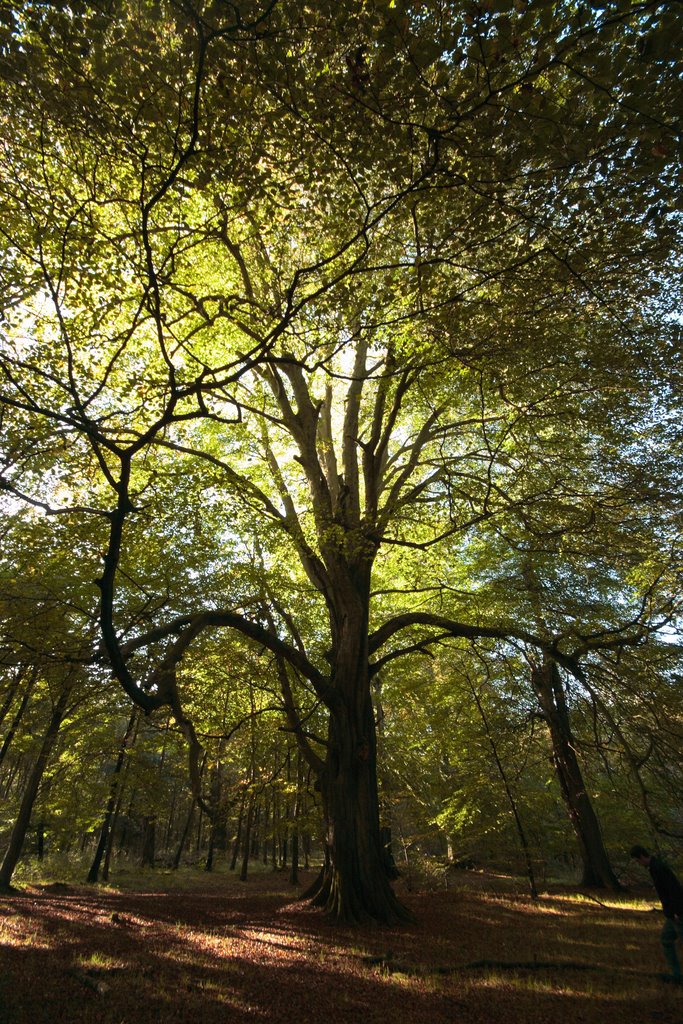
[95, 458, 163, 714]
[341, 331, 368, 522]
[376, 406, 445, 533]
[123, 603, 334, 808]
[363, 359, 414, 522]
[272, 655, 326, 775]
[368, 609, 656, 679]
[144, 608, 335, 709]
[367, 613, 579, 675]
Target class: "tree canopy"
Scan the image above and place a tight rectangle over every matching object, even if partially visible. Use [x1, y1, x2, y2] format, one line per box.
[0, 0, 681, 919]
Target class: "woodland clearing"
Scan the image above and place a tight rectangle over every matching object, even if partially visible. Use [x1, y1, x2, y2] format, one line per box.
[0, 868, 679, 1024]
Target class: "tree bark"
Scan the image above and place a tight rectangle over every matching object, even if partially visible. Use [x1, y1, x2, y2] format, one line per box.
[0, 681, 71, 889]
[531, 658, 621, 890]
[304, 693, 409, 921]
[302, 595, 412, 922]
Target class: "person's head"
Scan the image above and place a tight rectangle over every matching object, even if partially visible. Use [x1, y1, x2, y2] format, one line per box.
[630, 844, 651, 866]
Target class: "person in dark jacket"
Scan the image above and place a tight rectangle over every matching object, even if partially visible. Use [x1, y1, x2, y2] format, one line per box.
[631, 844, 683, 984]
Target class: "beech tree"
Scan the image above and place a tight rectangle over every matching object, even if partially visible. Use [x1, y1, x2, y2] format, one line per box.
[0, 0, 681, 919]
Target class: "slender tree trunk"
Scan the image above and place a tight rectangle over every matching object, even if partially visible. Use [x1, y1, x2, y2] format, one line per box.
[271, 786, 280, 870]
[262, 791, 270, 865]
[290, 826, 299, 884]
[0, 674, 20, 731]
[302, 766, 312, 869]
[532, 658, 621, 890]
[239, 793, 255, 882]
[141, 816, 156, 868]
[173, 800, 196, 870]
[205, 829, 215, 872]
[0, 681, 71, 889]
[205, 744, 225, 872]
[470, 680, 538, 899]
[36, 822, 45, 860]
[2, 753, 23, 799]
[87, 707, 139, 884]
[102, 782, 127, 881]
[196, 801, 204, 854]
[251, 803, 261, 859]
[374, 681, 400, 880]
[165, 782, 178, 850]
[289, 752, 304, 886]
[230, 790, 246, 871]
[0, 667, 38, 767]
[118, 788, 137, 855]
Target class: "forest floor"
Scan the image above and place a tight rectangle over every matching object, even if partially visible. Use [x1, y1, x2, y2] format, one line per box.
[0, 866, 680, 1024]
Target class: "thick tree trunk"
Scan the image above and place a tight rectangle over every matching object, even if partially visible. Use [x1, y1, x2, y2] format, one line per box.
[303, 626, 411, 922]
[532, 659, 621, 890]
[0, 682, 71, 889]
[293, 562, 411, 923]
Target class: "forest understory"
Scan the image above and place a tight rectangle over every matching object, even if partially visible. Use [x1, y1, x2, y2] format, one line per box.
[0, 868, 679, 1024]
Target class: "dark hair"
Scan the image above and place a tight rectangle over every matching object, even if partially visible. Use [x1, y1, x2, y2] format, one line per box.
[630, 844, 650, 859]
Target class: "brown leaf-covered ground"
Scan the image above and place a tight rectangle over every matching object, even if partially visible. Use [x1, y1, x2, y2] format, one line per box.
[0, 868, 680, 1023]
